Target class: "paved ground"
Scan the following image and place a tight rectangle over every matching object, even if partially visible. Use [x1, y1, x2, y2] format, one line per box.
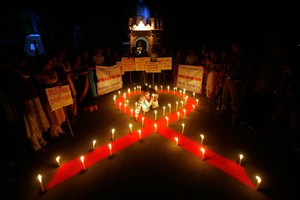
[1, 85, 299, 200]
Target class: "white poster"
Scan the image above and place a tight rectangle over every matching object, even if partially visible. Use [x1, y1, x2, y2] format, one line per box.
[96, 65, 123, 95]
[177, 65, 204, 94]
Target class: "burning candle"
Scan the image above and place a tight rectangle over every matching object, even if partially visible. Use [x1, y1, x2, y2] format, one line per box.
[155, 85, 157, 91]
[130, 108, 133, 117]
[119, 102, 122, 110]
[92, 140, 96, 150]
[200, 134, 204, 145]
[200, 148, 205, 160]
[154, 123, 157, 132]
[163, 106, 166, 116]
[113, 95, 116, 104]
[181, 101, 184, 108]
[37, 174, 44, 192]
[142, 117, 144, 126]
[168, 103, 171, 114]
[154, 110, 157, 120]
[111, 129, 115, 141]
[80, 156, 86, 170]
[165, 117, 169, 126]
[183, 109, 186, 117]
[238, 154, 243, 165]
[134, 87, 136, 93]
[176, 101, 178, 110]
[138, 129, 142, 140]
[185, 95, 188, 105]
[181, 123, 185, 134]
[255, 175, 261, 190]
[128, 88, 130, 94]
[175, 137, 178, 145]
[196, 99, 199, 105]
[56, 156, 61, 167]
[177, 112, 180, 120]
[129, 124, 132, 133]
[193, 92, 195, 99]
[179, 90, 182, 96]
[108, 143, 112, 156]
[123, 93, 126, 101]
[118, 90, 121, 96]
[192, 104, 195, 110]
[173, 87, 175, 93]
[160, 85, 163, 91]
[167, 85, 170, 93]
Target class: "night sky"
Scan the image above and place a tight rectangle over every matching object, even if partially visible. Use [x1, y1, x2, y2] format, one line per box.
[2, 0, 299, 56]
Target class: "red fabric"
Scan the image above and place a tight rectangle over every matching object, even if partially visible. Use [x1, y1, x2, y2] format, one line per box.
[45, 90, 255, 190]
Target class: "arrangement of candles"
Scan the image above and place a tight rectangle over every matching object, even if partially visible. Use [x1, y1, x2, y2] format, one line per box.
[34, 87, 265, 193]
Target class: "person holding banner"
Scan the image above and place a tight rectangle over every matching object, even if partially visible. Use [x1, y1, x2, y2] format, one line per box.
[135, 85, 159, 116]
[36, 55, 66, 138]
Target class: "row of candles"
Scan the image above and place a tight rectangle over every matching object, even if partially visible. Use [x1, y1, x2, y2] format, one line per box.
[36, 131, 261, 192]
[36, 86, 262, 192]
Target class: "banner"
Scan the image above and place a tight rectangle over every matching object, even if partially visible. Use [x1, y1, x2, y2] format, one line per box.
[96, 65, 123, 95]
[45, 85, 73, 111]
[121, 57, 135, 72]
[135, 57, 150, 71]
[177, 65, 204, 94]
[145, 61, 161, 73]
[157, 57, 172, 70]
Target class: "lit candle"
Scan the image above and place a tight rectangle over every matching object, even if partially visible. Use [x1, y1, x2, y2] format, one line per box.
[181, 123, 185, 134]
[80, 156, 86, 170]
[163, 106, 166, 116]
[135, 102, 138, 109]
[168, 103, 171, 114]
[138, 129, 142, 140]
[239, 154, 244, 165]
[255, 175, 261, 190]
[119, 102, 122, 110]
[176, 101, 178, 110]
[160, 85, 163, 91]
[118, 90, 121, 96]
[192, 104, 195, 110]
[181, 101, 184, 108]
[123, 93, 126, 101]
[124, 103, 127, 112]
[185, 95, 188, 105]
[154, 110, 157, 120]
[134, 87, 136, 93]
[175, 137, 178, 146]
[129, 124, 132, 133]
[111, 129, 115, 141]
[56, 156, 61, 167]
[200, 148, 205, 160]
[142, 117, 144, 126]
[92, 139, 96, 149]
[193, 92, 195, 99]
[155, 85, 157, 91]
[154, 123, 157, 132]
[130, 108, 133, 117]
[200, 134, 204, 145]
[113, 95, 116, 104]
[177, 112, 180, 120]
[37, 174, 44, 192]
[108, 143, 112, 156]
[128, 88, 130, 94]
[179, 90, 182, 96]
[165, 117, 169, 126]
[196, 99, 199, 105]
[167, 85, 170, 93]
[183, 109, 186, 117]
[135, 113, 138, 121]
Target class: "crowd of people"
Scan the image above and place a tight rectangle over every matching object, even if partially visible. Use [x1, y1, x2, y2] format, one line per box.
[1, 39, 299, 154]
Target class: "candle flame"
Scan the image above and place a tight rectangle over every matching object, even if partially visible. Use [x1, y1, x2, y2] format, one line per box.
[37, 174, 42, 182]
[80, 156, 84, 163]
[256, 176, 261, 183]
[56, 156, 60, 163]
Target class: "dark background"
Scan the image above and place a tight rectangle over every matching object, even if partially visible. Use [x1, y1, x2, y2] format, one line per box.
[2, 0, 299, 57]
